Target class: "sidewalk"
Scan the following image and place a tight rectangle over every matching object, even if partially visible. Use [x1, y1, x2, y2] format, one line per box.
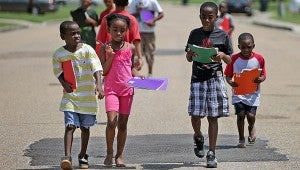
[251, 10, 300, 35]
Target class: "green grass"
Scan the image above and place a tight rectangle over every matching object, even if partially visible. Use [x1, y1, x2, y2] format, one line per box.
[0, 5, 104, 23]
[0, 1, 300, 26]
[0, 22, 16, 27]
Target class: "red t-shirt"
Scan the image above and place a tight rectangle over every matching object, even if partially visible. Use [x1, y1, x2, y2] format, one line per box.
[96, 10, 141, 44]
[99, 8, 114, 25]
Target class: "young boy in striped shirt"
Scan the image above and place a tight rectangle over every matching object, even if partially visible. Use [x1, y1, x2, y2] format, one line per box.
[52, 21, 104, 170]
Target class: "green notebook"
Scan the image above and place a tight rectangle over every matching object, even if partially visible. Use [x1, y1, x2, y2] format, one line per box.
[187, 44, 218, 63]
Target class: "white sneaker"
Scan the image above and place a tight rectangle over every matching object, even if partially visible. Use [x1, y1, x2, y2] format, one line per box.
[206, 151, 217, 168]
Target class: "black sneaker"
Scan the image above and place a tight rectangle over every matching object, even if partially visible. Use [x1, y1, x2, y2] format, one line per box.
[194, 135, 205, 158]
[78, 154, 89, 169]
[206, 150, 217, 168]
[60, 156, 72, 170]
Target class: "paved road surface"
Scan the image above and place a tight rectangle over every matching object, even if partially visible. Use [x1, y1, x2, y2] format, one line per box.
[0, 3, 300, 169]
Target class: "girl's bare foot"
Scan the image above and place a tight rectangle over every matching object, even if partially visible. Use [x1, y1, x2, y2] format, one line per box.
[104, 154, 113, 167]
[115, 157, 126, 167]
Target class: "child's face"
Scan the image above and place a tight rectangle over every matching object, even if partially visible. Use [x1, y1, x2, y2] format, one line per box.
[81, 0, 92, 8]
[61, 24, 81, 46]
[200, 7, 217, 31]
[238, 39, 255, 58]
[108, 19, 128, 42]
[219, 4, 228, 14]
[104, 0, 114, 8]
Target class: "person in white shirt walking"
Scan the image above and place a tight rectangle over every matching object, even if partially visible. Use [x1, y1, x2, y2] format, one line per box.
[128, 0, 164, 77]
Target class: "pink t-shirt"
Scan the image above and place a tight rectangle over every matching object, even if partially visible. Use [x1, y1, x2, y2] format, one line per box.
[104, 46, 134, 96]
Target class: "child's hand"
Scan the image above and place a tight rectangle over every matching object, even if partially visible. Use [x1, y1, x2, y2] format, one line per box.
[254, 77, 264, 84]
[211, 52, 225, 62]
[105, 44, 115, 57]
[146, 20, 155, 27]
[186, 50, 196, 62]
[62, 81, 73, 93]
[230, 81, 239, 87]
[96, 85, 104, 99]
[138, 75, 145, 79]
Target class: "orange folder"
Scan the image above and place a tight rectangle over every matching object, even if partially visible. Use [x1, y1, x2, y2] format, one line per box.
[62, 60, 77, 90]
[233, 68, 261, 95]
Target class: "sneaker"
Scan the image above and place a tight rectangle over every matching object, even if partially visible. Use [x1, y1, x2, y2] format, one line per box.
[206, 151, 217, 168]
[78, 154, 89, 169]
[60, 156, 72, 170]
[193, 135, 205, 158]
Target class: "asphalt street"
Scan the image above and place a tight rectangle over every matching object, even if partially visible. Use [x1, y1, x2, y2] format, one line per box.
[0, 2, 300, 170]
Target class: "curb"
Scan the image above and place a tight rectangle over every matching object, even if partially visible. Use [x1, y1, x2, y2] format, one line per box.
[0, 25, 29, 32]
[252, 20, 293, 31]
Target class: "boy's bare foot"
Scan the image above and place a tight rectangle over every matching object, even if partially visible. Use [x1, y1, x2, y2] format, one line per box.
[115, 157, 126, 167]
[103, 155, 113, 167]
[237, 138, 246, 148]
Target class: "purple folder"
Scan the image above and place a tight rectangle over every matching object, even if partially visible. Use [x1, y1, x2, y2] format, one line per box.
[140, 9, 154, 23]
[127, 77, 168, 90]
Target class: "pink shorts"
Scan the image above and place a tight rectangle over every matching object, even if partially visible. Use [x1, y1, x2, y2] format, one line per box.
[105, 94, 133, 115]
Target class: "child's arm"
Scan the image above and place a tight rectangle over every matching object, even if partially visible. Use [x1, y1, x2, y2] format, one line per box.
[225, 76, 238, 87]
[84, 11, 99, 26]
[133, 40, 143, 71]
[131, 44, 144, 78]
[58, 73, 73, 93]
[211, 52, 231, 64]
[99, 44, 114, 76]
[93, 71, 104, 99]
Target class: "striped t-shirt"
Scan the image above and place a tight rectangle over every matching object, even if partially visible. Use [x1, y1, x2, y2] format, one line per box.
[52, 43, 103, 115]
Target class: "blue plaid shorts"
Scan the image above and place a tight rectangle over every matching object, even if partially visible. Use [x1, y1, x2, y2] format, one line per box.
[188, 77, 229, 117]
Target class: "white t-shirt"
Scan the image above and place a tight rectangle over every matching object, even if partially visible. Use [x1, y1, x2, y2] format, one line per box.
[128, 0, 163, 33]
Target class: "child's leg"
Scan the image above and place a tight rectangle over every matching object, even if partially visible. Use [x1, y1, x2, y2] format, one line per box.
[191, 116, 203, 137]
[237, 112, 246, 141]
[207, 117, 218, 152]
[64, 125, 76, 156]
[104, 111, 118, 166]
[79, 126, 90, 157]
[115, 114, 129, 166]
[234, 103, 247, 142]
[191, 116, 205, 158]
[247, 112, 256, 143]
[114, 95, 133, 166]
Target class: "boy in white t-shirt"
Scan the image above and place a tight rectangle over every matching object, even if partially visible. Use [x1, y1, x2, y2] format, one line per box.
[128, 0, 164, 77]
[224, 32, 266, 148]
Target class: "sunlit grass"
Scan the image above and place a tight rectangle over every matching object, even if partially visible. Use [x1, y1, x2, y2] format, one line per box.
[0, 1, 299, 25]
[0, 5, 104, 23]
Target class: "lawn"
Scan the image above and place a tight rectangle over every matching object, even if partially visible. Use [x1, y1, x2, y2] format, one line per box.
[0, 5, 104, 23]
[0, 1, 299, 25]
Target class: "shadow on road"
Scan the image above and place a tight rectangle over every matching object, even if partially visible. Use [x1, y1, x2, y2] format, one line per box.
[23, 134, 288, 169]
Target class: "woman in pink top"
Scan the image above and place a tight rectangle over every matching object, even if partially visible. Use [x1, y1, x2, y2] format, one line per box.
[99, 13, 143, 167]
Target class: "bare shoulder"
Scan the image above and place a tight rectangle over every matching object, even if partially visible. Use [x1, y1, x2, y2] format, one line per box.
[127, 42, 135, 51]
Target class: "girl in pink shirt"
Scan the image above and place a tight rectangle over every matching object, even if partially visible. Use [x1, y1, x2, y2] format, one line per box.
[99, 13, 143, 167]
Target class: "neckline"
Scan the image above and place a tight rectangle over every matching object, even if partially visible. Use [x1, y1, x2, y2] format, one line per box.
[112, 41, 125, 51]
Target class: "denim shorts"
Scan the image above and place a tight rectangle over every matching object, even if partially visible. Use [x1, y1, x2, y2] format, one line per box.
[234, 102, 257, 115]
[64, 111, 97, 128]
